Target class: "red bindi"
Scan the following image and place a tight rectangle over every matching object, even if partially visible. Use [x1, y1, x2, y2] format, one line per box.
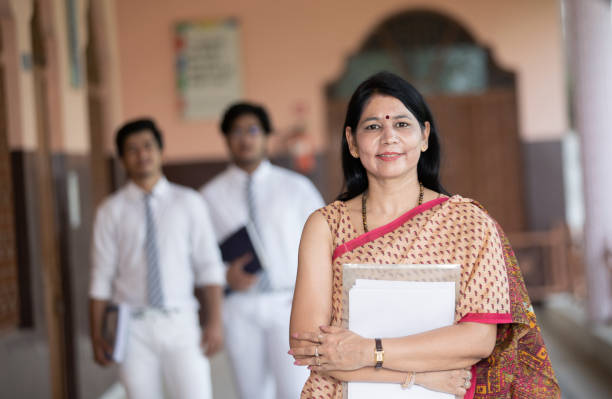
[385, 115, 390, 119]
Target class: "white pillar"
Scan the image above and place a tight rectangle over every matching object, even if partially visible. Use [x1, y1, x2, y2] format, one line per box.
[565, 0, 612, 322]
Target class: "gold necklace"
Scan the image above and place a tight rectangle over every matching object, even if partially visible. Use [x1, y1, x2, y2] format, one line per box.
[362, 181, 424, 233]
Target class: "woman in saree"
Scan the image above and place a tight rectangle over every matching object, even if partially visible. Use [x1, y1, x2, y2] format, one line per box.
[289, 72, 560, 398]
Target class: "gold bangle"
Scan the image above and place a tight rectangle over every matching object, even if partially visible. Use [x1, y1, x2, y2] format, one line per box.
[401, 371, 416, 389]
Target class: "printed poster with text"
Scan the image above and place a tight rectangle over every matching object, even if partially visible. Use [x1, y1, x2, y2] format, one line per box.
[175, 19, 243, 120]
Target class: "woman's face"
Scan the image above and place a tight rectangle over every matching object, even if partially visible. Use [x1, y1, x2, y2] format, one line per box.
[346, 94, 430, 181]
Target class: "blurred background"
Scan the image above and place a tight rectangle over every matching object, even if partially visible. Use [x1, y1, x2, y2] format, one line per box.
[0, 0, 611, 398]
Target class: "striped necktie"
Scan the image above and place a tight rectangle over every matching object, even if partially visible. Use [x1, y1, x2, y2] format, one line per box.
[246, 175, 270, 291]
[247, 176, 258, 231]
[144, 193, 164, 308]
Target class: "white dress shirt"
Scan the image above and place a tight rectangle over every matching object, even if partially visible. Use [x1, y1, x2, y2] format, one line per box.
[90, 177, 225, 310]
[200, 160, 324, 291]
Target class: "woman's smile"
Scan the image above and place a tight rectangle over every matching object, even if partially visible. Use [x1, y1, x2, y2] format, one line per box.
[376, 151, 405, 161]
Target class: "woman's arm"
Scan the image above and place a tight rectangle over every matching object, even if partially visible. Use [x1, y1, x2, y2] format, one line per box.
[380, 321, 496, 371]
[292, 322, 494, 377]
[306, 367, 473, 398]
[289, 212, 334, 350]
[289, 212, 383, 382]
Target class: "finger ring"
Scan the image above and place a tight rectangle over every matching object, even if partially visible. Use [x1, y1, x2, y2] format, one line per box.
[315, 356, 321, 366]
[464, 379, 471, 389]
[314, 346, 319, 357]
[466, 373, 472, 381]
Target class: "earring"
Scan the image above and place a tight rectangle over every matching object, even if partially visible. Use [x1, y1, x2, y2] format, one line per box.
[422, 146, 427, 152]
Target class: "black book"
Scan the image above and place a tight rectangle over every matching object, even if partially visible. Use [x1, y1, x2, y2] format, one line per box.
[219, 225, 264, 274]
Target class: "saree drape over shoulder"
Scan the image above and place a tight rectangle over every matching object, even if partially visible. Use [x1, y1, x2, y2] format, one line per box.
[301, 195, 560, 399]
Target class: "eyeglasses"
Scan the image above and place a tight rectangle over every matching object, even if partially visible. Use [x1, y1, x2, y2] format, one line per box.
[229, 125, 262, 137]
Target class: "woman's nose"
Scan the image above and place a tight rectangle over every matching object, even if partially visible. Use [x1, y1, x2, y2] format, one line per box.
[381, 124, 399, 143]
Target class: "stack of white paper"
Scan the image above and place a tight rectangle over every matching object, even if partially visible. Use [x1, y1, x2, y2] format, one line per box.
[112, 303, 131, 363]
[103, 303, 131, 363]
[348, 279, 455, 399]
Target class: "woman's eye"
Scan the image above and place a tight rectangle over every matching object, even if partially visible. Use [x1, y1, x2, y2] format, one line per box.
[396, 121, 410, 128]
[364, 124, 380, 130]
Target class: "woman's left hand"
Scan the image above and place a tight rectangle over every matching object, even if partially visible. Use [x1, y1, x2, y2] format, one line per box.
[290, 325, 372, 371]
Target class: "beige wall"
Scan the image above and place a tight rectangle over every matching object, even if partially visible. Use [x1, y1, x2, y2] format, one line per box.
[2, 0, 96, 154]
[2, 0, 36, 151]
[50, 0, 90, 154]
[92, 0, 123, 153]
[115, 0, 567, 162]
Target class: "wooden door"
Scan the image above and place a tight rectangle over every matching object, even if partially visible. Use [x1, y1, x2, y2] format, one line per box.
[31, 1, 72, 397]
[427, 89, 526, 232]
[323, 98, 348, 202]
[0, 25, 19, 332]
[86, 3, 112, 206]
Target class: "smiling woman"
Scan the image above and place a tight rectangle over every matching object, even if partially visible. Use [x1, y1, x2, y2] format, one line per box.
[345, 95, 430, 183]
[289, 72, 560, 399]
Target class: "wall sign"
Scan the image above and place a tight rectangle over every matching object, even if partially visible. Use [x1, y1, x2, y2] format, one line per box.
[175, 19, 243, 120]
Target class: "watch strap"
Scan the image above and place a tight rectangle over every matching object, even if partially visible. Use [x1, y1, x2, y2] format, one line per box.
[374, 338, 383, 368]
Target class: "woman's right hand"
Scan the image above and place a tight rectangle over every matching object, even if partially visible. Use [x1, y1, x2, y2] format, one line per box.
[415, 368, 472, 398]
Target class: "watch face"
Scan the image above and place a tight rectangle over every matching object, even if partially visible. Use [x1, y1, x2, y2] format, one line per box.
[376, 351, 384, 362]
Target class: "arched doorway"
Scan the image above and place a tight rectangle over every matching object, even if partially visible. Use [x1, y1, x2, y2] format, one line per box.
[325, 9, 525, 232]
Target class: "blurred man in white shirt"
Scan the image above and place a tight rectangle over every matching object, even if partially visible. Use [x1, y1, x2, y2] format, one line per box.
[89, 118, 225, 399]
[201, 102, 324, 399]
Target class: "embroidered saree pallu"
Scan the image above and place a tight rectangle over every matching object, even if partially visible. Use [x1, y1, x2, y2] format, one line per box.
[301, 195, 560, 399]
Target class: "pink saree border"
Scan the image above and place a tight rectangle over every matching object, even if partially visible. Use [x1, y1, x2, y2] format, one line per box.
[465, 365, 477, 399]
[459, 312, 513, 324]
[332, 196, 449, 261]
[461, 312, 512, 399]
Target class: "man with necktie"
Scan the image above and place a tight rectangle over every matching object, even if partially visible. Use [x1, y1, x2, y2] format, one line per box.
[89, 118, 225, 399]
[200, 102, 324, 399]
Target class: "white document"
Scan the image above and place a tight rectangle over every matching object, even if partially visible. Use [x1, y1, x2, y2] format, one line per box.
[112, 303, 131, 363]
[103, 303, 131, 363]
[348, 280, 455, 399]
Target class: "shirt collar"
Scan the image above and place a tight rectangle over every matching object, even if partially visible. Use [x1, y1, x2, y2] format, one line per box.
[125, 176, 170, 200]
[227, 159, 271, 182]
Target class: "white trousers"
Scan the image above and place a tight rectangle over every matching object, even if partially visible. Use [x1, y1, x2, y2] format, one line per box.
[223, 291, 309, 399]
[119, 309, 212, 399]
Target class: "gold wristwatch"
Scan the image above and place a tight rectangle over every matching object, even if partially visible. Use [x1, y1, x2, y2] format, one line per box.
[374, 338, 384, 369]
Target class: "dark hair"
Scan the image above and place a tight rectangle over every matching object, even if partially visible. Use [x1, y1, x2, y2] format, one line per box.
[220, 102, 272, 136]
[338, 71, 448, 201]
[115, 118, 163, 157]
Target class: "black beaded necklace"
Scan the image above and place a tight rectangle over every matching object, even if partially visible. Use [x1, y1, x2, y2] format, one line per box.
[361, 181, 424, 233]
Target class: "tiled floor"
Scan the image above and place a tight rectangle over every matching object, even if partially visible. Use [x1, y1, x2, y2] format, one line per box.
[536, 305, 612, 399]
[98, 350, 239, 399]
[210, 350, 239, 399]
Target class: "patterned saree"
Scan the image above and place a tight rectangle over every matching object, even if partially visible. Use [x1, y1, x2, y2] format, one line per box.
[301, 195, 560, 399]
